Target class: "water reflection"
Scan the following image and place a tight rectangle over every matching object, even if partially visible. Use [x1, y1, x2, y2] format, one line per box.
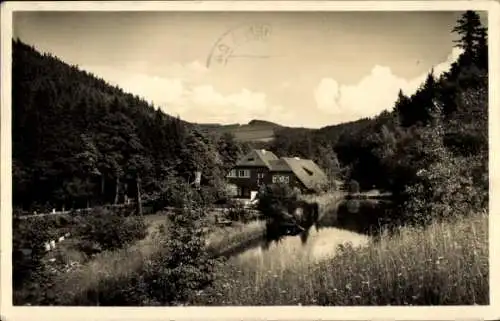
[234, 224, 370, 268]
[232, 199, 395, 265]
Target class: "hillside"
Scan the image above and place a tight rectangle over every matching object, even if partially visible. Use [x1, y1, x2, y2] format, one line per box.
[11, 39, 245, 212]
[197, 119, 291, 142]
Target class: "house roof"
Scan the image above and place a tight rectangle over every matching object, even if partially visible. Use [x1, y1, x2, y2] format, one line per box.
[268, 159, 290, 171]
[235, 149, 279, 168]
[280, 157, 328, 191]
[233, 149, 328, 191]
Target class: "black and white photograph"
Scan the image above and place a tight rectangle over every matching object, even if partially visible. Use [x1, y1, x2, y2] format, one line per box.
[0, 0, 498, 319]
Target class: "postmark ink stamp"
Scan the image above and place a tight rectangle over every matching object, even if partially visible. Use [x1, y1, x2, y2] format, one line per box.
[206, 23, 273, 68]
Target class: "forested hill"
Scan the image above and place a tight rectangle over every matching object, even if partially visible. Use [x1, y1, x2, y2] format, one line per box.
[12, 39, 245, 212]
[268, 10, 488, 195]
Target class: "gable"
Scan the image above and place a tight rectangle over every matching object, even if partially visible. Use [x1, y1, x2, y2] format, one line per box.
[235, 149, 278, 168]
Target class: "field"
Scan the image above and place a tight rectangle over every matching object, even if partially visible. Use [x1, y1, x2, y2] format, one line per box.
[195, 211, 489, 306]
[198, 119, 287, 142]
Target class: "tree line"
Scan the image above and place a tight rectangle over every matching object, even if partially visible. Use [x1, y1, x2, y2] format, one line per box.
[12, 40, 250, 213]
[263, 11, 488, 220]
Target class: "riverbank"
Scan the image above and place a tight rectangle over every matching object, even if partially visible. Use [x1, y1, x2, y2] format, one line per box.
[195, 211, 488, 305]
[206, 220, 267, 257]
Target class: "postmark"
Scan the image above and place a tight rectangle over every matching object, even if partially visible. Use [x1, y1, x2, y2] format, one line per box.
[206, 22, 274, 68]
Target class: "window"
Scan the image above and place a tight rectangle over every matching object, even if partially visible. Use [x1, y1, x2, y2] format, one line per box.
[257, 173, 265, 179]
[303, 167, 314, 176]
[238, 169, 250, 178]
[227, 169, 237, 177]
[272, 175, 290, 184]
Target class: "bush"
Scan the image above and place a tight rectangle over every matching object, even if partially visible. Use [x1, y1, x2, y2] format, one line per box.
[257, 183, 298, 219]
[256, 183, 318, 226]
[348, 180, 360, 194]
[404, 152, 486, 225]
[224, 203, 262, 223]
[76, 208, 148, 255]
[142, 190, 220, 305]
[70, 188, 221, 306]
[401, 95, 487, 226]
[12, 217, 61, 289]
[12, 214, 82, 305]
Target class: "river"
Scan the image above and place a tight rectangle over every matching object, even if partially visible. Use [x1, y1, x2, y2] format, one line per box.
[227, 199, 395, 268]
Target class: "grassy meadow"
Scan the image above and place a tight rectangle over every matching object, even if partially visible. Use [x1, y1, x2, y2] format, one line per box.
[195, 210, 489, 306]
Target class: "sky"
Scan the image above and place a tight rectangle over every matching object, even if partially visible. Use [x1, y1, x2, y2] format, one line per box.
[13, 10, 486, 128]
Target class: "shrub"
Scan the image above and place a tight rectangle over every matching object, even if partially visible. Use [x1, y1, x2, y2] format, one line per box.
[257, 183, 298, 219]
[73, 188, 221, 306]
[256, 183, 319, 227]
[198, 185, 218, 206]
[224, 205, 262, 223]
[142, 189, 220, 305]
[12, 214, 80, 305]
[348, 180, 360, 194]
[12, 217, 61, 289]
[400, 94, 488, 226]
[404, 152, 486, 225]
[76, 208, 148, 255]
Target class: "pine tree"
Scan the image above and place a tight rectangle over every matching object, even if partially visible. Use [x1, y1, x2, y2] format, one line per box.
[394, 89, 413, 127]
[475, 24, 488, 70]
[452, 10, 487, 66]
[420, 70, 438, 124]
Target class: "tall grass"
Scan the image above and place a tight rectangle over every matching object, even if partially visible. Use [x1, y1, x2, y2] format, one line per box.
[196, 211, 488, 305]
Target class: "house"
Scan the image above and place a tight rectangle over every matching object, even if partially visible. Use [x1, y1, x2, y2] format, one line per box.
[226, 149, 329, 199]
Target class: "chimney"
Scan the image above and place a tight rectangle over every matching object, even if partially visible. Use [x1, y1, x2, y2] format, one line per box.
[294, 157, 300, 160]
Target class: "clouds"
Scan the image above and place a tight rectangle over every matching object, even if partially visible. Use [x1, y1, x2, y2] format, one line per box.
[81, 46, 464, 128]
[184, 85, 273, 123]
[313, 47, 463, 124]
[79, 62, 280, 125]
